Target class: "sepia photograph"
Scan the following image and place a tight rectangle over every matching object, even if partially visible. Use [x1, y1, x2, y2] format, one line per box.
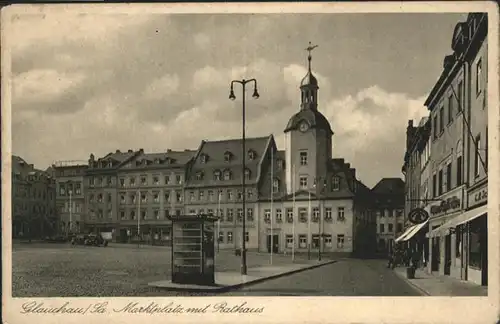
[2, 2, 499, 324]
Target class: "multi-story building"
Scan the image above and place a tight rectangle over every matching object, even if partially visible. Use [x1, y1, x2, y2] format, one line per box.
[11, 156, 57, 239]
[83, 149, 195, 243]
[424, 13, 488, 286]
[52, 161, 88, 234]
[184, 137, 268, 250]
[372, 178, 405, 254]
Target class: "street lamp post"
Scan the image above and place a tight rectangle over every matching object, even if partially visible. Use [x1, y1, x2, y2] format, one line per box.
[229, 78, 259, 276]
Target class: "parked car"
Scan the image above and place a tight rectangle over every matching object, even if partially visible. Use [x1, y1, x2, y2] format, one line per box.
[44, 235, 68, 243]
[71, 233, 108, 247]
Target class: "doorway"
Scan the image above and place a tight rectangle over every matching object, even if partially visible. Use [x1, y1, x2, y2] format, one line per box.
[267, 234, 279, 253]
[444, 234, 451, 275]
[481, 215, 488, 286]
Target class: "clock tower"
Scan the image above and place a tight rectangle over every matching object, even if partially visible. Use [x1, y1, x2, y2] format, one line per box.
[284, 43, 334, 194]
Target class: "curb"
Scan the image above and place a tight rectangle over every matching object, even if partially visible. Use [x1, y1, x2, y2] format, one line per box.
[152, 259, 338, 293]
[393, 270, 431, 296]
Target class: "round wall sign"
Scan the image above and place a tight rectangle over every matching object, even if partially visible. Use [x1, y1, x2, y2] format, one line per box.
[408, 208, 429, 224]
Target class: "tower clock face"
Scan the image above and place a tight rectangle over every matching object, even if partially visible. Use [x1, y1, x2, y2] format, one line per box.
[299, 122, 309, 132]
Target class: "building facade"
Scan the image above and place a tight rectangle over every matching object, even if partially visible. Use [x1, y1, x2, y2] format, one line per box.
[423, 13, 488, 286]
[52, 161, 88, 234]
[12, 156, 57, 239]
[372, 178, 405, 254]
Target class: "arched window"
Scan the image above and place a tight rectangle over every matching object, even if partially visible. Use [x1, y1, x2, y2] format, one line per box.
[244, 168, 251, 180]
[223, 170, 232, 181]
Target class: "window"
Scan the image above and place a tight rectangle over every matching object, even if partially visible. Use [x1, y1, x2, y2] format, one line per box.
[199, 191, 204, 200]
[154, 209, 160, 220]
[153, 192, 160, 203]
[165, 192, 170, 203]
[387, 210, 393, 217]
[299, 234, 307, 248]
[89, 177, 95, 187]
[332, 176, 340, 191]
[237, 191, 243, 200]
[432, 173, 437, 197]
[208, 190, 214, 201]
[195, 172, 204, 181]
[98, 194, 103, 202]
[312, 234, 320, 248]
[457, 156, 463, 186]
[164, 175, 170, 185]
[153, 176, 159, 185]
[237, 208, 243, 221]
[217, 209, 224, 218]
[224, 152, 231, 162]
[107, 193, 112, 202]
[476, 58, 482, 95]
[324, 234, 332, 246]
[176, 191, 182, 203]
[131, 210, 136, 220]
[277, 159, 283, 170]
[59, 184, 66, 196]
[224, 170, 231, 181]
[120, 210, 126, 220]
[244, 169, 251, 180]
[175, 209, 181, 217]
[227, 231, 233, 243]
[272, 179, 280, 193]
[130, 177, 136, 186]
[457, 80, 463, 112]
[218, 231, 224, 243]
[165, 209, 170, 218]
[299, 176, 308, 189]
[433, 116, 438, 139]
[438, 170, 443, 196]
[75, 183, 82, 195]
[439, 106, 444, 133]
[446, 163, 452, 191]
[286, 235, 294, 248]
[227, 190, 233, 200]
[141, 193, 147, 203]
[226, 209, 234, 222]
[200, 154, 207, 163]
[176, 175, 182, 184]
[298, 208, 307, 223]
[188, 209, 195, 215]
[337, 207, 345, 221]
[199, 208, 205, 215]
[312, 207, 319, 221]
[448, 94, 453, 124]
[337, 234, 345, 249]
[207, 209, 214, 216]
[245, 231, 249, 242]
[189, 191, 195, 202]
[214, 170, 221, 181]
[286, 208, 294, 223]
[388, 223, 393, 232]
[475, 134, 481, 176]
[130, 194, 136, 204]
[247, 189, 253, 199]
[248, 150, 256, 160]
[276, 209, 282, 222]
[247, 208, 254, 221]
[380, 224, 385, 233]
[325, 207, 332, 220]
[300, 151, 308, 166]
[141, 176, 147, 185]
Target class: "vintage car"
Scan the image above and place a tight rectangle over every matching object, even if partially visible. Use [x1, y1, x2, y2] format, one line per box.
[71, 233, 109, 247]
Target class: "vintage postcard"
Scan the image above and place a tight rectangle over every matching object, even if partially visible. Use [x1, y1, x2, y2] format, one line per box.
[2, 2, 499, 324]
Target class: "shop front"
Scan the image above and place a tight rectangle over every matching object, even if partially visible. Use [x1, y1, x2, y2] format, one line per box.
[425, 186, 465, 279]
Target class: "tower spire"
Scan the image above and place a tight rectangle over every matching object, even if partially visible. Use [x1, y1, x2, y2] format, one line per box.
[305, 41, 318, 72]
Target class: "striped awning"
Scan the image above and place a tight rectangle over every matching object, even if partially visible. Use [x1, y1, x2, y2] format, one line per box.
[427, 205, 487, 238]
[395, 219, 429, 242]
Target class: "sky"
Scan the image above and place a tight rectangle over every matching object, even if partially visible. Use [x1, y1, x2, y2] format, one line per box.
[9, 9, 469, 188]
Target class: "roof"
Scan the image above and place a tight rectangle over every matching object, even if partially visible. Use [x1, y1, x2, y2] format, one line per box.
[133, 150, 196, 167]
[371, 178, 405, 195]
[186, 136, 271, 188]
[301, 70, 318, 87]
[284, 109, 333, 134]
[12, 156, 53, 181]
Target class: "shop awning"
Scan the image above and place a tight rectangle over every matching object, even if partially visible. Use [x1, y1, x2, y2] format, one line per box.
[427, 205, 487, 238]
[395, 220, 429, 243]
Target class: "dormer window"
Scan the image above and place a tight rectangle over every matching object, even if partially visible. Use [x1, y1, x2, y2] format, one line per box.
[108, 161, 113, 168]
[244, 168, 251, 180]
[273, 178, 280, 193]
[196, 171, 204, 181]
[135, 160, 141, 166]
[214, 170, 221, 181]
[142, 160, 148, 166]
[224, 151, 232, 162]
[332, 176, 340, 191]
[248, 150, 256, 160]
[200, 154, 208, 164]
[154, 158, 160, 164]
[223, 170, 232, 181]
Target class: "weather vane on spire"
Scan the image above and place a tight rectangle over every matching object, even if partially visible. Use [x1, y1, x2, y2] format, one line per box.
[305, 41, 318, 70]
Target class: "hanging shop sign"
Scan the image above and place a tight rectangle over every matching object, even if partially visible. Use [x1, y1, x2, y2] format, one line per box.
[430, 196, 461, 216]
[468, 183, 487, 209]
[408, 208, 429, 224]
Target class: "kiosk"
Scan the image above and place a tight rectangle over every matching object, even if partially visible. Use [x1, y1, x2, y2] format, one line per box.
[171, 214, 218, 286]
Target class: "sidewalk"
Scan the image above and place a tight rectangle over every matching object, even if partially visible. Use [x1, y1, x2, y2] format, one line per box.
[394, 266, 488, 296]
[149, 259, 337, 292]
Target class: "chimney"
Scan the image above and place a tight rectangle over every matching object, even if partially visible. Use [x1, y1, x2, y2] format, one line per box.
[116, 150, 121, 154]
[128, 149, 133, 153]
[139, 148, 144, 154]
[167, 149, 172, 153]
[406, 120, 416, 150]
[345, 163, 351, 169]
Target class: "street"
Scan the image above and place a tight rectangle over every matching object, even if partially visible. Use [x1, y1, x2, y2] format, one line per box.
[219, 259, 421, 296]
